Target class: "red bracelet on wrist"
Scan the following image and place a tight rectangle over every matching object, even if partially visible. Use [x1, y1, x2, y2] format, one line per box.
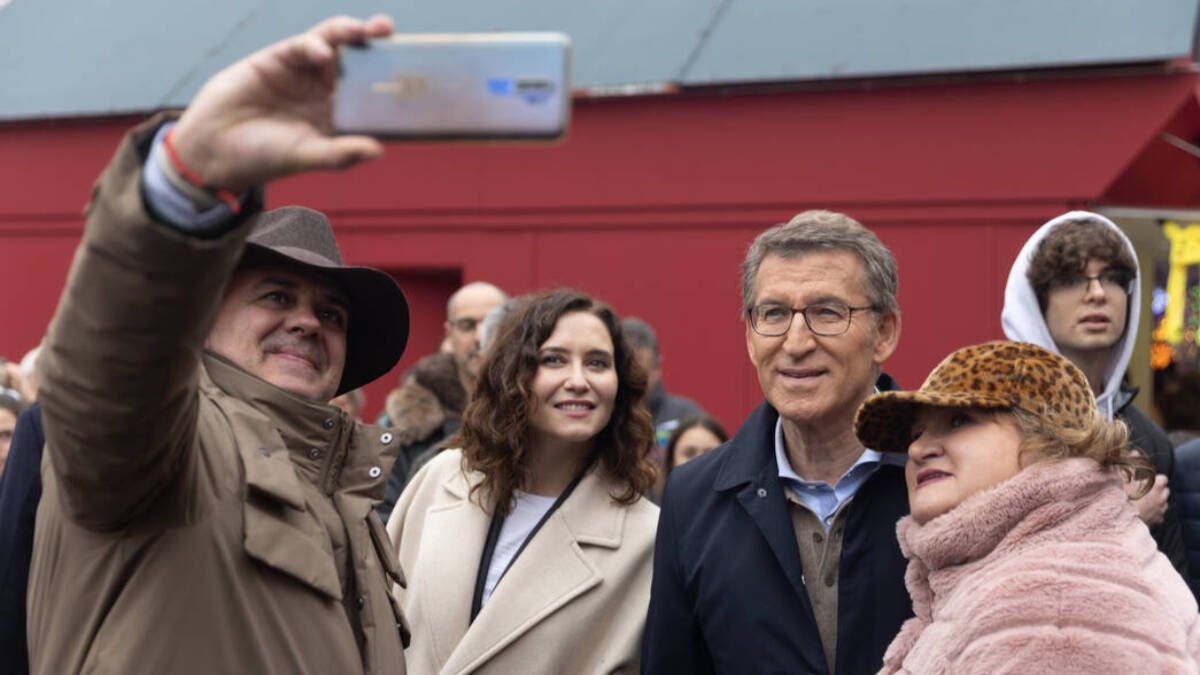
[163, 128, 242, 215]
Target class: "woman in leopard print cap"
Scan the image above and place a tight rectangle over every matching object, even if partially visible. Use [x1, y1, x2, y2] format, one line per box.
[855, 340, 1200, 674]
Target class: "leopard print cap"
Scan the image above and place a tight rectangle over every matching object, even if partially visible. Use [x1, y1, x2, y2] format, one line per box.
[855, 341, 1096, 454]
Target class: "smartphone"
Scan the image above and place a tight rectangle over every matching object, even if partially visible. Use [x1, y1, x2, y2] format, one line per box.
[335, 32, 572, 141]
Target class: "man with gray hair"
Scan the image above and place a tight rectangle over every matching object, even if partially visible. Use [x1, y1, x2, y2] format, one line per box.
[643, 210, 912, 674]
[444, 281, 509, 392]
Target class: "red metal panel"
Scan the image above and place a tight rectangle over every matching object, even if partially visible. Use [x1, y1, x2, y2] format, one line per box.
[528, 225, 762, 426]
[3, 73, 1198, 430]
[1103, 93, 1200, 206]
[358, 268, 461, 423]
[0, 231, 75, 360]
[267, 72, 1200, 217]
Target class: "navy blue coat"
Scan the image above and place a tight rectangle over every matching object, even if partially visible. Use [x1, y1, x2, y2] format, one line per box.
[1172, 437, 1200, 601]
[642, 394, 911, 675]
[0, 404, 43, 675]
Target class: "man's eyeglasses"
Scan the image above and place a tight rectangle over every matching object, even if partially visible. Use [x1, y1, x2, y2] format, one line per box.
[747, 302, 876, 337]
[1050, 269, 1133, 296]
[447, 317, 481, 333]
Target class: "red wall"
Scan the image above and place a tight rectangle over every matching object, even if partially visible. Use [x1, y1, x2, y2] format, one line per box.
[3, 71, 1199, 428]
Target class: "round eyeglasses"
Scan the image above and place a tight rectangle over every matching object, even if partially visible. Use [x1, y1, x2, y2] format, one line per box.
[747, 302, 876, 337]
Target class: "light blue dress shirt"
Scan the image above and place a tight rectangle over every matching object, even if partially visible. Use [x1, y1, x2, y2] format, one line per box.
[774, 417, 906, 532]
[142, 122, 240, 232]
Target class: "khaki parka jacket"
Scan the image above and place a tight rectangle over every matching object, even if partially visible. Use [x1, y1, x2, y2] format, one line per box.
[26, 117, 409, 674]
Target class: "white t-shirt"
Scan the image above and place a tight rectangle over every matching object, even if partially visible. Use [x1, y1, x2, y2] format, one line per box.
[480, 490, 557, 608]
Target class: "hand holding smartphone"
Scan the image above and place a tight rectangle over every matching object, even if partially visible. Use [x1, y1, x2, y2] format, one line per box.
[335, 32, 572, 141]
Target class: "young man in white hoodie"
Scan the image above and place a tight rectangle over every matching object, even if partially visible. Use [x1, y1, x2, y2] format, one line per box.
[1002, 211, 1188, 575]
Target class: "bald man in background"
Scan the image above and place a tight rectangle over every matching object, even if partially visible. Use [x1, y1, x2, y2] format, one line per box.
[376, 281, 508, 519]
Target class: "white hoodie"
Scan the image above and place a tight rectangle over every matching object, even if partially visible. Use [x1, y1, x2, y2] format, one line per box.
[1001, 211, 1141, 421]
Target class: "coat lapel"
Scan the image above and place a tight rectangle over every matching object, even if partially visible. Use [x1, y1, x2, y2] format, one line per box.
[718, 402, 812, 604]
[735, 468, 809, 603]
[417, 470, 490, 671]
[440, 469, 619, 674]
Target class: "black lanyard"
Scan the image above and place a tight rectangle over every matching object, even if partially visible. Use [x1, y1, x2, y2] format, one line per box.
[469, 470, 586, 622]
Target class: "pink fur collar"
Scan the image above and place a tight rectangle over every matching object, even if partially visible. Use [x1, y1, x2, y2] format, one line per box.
[897, 458, 1127, 571]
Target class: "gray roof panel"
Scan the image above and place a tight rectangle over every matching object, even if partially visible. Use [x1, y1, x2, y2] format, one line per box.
[0, 0, 1196, 121]
[686, 0, 1200, 84]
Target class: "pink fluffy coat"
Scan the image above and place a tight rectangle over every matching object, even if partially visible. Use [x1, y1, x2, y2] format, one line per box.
[880, 458, 1200, 674]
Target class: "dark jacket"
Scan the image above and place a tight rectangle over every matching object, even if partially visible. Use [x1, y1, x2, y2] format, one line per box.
[0, 404, 43, 675]
[646, 381, 703, 430]
[1120, 391, 1189, 576]
[643, 381, 912, 675]
[376, 352, 466, 521]
[1172, 437, 1200, 600]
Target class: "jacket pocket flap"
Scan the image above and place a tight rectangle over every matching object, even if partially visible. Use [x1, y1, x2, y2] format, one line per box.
[244, 499, 343, 601]
[367, 512, 407, 589]
[243, 448, 307, 511]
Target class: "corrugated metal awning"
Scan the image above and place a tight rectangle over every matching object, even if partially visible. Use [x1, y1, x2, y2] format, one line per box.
[0, 0, 1196, 121]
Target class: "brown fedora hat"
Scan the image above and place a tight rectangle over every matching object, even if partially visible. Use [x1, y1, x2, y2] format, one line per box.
[241, 206, 408, 396]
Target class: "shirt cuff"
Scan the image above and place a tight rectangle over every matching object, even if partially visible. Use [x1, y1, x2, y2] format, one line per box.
[141, 122, 241, 233]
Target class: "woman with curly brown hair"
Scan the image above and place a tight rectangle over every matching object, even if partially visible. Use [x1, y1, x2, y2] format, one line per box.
[854, 341, 1200, 674]
[386, 288, 659, 674]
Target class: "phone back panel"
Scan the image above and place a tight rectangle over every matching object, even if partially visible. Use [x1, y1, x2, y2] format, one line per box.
[335, 33, 571, 140]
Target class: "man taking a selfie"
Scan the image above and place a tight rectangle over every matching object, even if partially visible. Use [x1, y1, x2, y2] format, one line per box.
[27, 16, 414, 674]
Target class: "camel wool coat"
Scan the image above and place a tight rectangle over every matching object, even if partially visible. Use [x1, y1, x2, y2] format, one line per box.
[386, 449, 658, 674]
[26, 116, 408, 674]
[881, 457, 1200, 674]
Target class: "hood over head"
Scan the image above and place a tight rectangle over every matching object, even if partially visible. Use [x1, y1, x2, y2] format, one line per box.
[1001, 210, 1139, 419]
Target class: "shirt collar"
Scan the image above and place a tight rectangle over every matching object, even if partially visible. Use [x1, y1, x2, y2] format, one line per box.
[773, 417, 889, 485]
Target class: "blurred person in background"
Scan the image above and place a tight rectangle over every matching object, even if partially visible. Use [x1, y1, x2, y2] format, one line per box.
[444, 282, 509, 393]
[330, 387, 366, 422]
[1, 351, 34, 405]
[1161, 369, 1200, 600]
[621, 317, 704, 447]
[0, 388, 20, 478]
[857, 341, 1200, 673]
[621, 316, 704, 501]
[1156, 369, 1200, 447]
[479, 297, 522, 353]
[0, 352, 38, 675]
[1003, 211, 1188, 575]
[0, 357, 14, 391]
[377, 281, 507, 521]
[0, 399, 40, 675]
[663, 414, 728, 479]
[17, 347, 39, 403]
[387, 289, 659, 674]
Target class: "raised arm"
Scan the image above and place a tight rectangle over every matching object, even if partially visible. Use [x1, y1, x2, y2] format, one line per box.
[38, 15, 394, 530]
[170, 14, 394, 194]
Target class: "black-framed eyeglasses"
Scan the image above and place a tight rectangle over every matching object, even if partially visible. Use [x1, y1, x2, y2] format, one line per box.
[747, 301, 877, 337]
[1049, 269, 1133, 296]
